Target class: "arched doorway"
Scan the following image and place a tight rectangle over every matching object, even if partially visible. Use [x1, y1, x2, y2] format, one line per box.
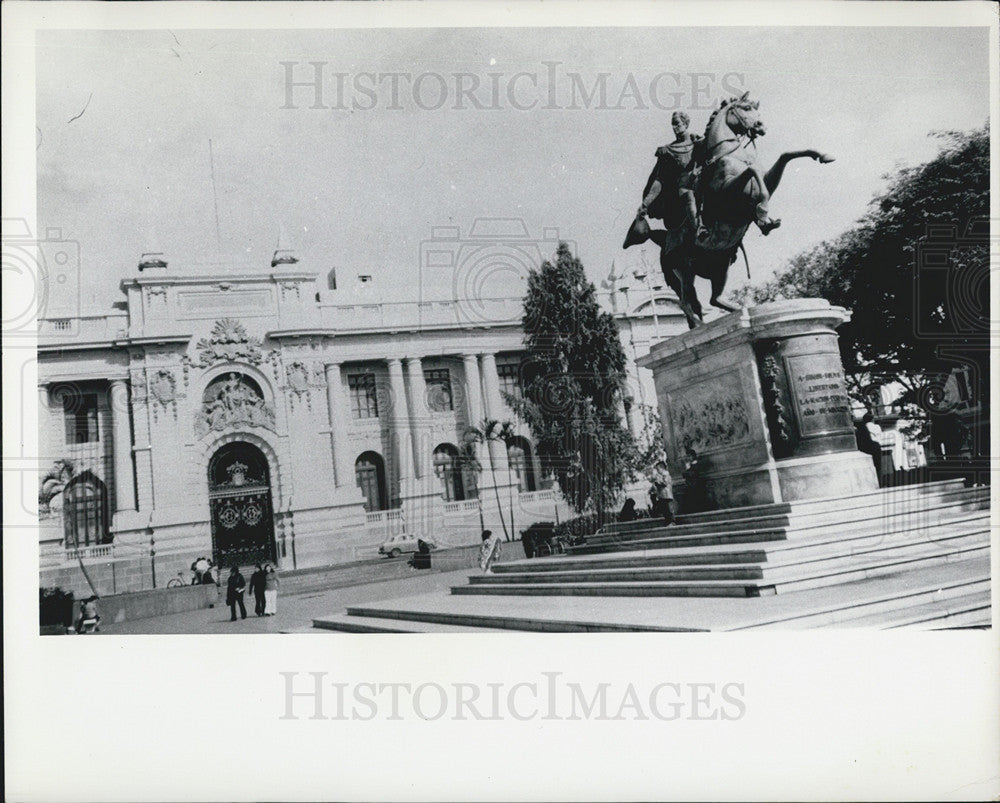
[507, 436, 537, 492]
[207, 441, 276, 567]
[355, 451, 388, 512]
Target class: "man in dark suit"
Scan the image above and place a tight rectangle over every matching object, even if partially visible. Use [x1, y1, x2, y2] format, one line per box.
[248, 564, 266, 617]
[226, 565, 247, 621]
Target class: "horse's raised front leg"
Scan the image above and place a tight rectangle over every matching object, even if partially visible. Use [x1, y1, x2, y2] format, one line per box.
[743, 164, 781, 235]
[764, 150, 835, 195]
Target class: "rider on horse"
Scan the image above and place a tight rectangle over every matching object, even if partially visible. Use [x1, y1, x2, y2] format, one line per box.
[623, 110, 709, 251]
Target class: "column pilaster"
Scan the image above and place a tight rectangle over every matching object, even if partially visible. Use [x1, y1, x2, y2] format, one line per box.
[405, 357, 429, 480]
[479, 352, 509, 472]
[109, 380, 136, 513]
[325, 363, 354, 488]
[387, 358, 413, 495]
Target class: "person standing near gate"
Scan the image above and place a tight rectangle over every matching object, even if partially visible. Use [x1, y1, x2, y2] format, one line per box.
[648, 461, 675, 524]
[226, 565, 247, 622]
[248, 563, 266, 617]
[263, 564, 279, 616]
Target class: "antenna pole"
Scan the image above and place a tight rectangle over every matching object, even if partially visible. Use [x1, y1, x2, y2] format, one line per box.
[209, 138, 222, 249]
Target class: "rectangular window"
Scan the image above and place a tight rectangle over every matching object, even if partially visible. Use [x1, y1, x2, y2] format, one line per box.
[424, 369, 454, 412]
[497, 362, 523, 402]
[348, 373, 379, 419]
[64, 393, 99, 444]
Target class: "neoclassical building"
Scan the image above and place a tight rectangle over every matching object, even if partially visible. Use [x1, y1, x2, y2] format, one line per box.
[37, 245, 684, 596]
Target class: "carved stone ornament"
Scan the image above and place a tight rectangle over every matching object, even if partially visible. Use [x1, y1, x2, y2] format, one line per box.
[759, 347, 794, 454]
[194, 319, 264, 367]
[149, 370, 176, 405]
[673, 395, 751, 454]
[286, 361, 310, 394]
[195, 373, 276, 437]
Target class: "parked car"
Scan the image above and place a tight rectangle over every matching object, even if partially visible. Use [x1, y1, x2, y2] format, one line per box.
[378, 534, 436, 558]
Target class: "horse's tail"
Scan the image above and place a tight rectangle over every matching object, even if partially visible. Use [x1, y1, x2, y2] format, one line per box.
[739, 241, 750, 280]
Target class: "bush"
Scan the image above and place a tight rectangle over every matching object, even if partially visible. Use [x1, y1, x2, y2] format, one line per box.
[521, 521, 556, 558]
[553, 514, 602, 545]
[40, 587, 75, 628]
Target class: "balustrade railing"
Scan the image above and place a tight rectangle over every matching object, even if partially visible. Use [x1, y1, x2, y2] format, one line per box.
[64, 544, 115, 562]
[518, 489, 557, 505]
[364, 509, 406, 536]
[442, 498, 482, 515]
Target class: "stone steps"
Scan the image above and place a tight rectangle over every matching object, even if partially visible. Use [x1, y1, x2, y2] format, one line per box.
[310, 556, 990, 633]
[600, 478, 966, 538]
[575, 487, 988, 555]
[309, 481, 992, 632]
[328, 606, 702, 633]
[675, 478, 969, 526]
[588, 483, 987, 545]
[840, 590, 991, 629]
[454, 533, 989, 598]
[737, 576, 991, 629]
[311, 613, 507, 634]
[473, 529, 988, 586]
[494, 511, 989, 575]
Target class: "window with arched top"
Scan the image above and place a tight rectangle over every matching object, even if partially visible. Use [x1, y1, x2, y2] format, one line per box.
[63, 472, 109, 548]
[507, 436, 537, 493]
[433, 443, 468, 502]
[355, 451, 388, 512]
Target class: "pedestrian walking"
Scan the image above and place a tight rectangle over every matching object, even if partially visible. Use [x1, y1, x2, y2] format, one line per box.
[478, 529, 502, 573]
[248, 564, 266, 617]
[648, 461, 675, 524]
[408, 539, 432, 570]
[75, 595, 101, 634]
[191, 556, 210, 585]
[263, 564, 279, 616]
[226, 565, 247, 621]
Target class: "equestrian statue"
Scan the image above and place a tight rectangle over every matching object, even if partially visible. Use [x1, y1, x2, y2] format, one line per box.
[623, 93, 834, 328]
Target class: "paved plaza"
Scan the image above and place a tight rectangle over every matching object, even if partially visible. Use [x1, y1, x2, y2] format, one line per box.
[99, 563, 477, 635]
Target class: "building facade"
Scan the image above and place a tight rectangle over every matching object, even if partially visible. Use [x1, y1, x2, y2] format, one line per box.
[38, 250, 684, 597]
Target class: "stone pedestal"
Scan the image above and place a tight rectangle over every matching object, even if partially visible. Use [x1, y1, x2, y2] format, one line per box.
[637, 299, 878, 510]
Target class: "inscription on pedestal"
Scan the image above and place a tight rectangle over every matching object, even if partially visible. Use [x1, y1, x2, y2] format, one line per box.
[785, 353, 853, 437]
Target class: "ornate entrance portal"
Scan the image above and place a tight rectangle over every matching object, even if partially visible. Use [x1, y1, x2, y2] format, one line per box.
[208, 442, 276, 567]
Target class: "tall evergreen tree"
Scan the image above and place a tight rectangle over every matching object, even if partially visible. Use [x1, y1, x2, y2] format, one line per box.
[511, 243, 636, 516]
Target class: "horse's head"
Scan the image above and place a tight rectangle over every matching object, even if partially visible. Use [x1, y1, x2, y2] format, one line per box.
[725, 92, 766, 139]
[706, 91, 766, 146]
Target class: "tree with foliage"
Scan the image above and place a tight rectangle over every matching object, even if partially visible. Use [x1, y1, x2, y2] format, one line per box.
[39, 458, 76, 517]
[742, 125, 989, 433]
[511, 243, 637, 518]
[634, 403, 667, 478]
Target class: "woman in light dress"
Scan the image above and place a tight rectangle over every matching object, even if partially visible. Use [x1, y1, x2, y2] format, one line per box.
[263, 564, 279, 616]
[478, 530, 502, 573]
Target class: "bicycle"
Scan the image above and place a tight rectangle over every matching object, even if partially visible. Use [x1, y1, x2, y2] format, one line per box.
[167, 565, 220, 588]
[166, 571, 188, 588]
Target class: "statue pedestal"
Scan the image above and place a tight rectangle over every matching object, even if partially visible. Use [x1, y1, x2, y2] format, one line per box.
[637, 299, 878, 510]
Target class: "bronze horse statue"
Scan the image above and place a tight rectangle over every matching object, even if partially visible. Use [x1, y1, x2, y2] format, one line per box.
[624, 93, 834, 328]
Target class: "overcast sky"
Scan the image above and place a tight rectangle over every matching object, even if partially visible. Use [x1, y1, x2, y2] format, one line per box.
[37, 26, 990, 315]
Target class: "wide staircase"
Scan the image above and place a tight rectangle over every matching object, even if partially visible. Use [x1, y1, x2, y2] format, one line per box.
[312, 479, 992, 632]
